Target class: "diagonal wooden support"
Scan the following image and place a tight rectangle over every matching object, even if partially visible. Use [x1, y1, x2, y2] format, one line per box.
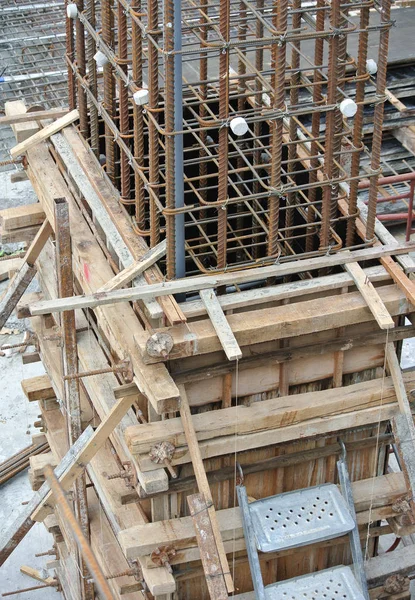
[10, 109, 79, 158]
[98, 239, 166, 292]
[0, 220, 52, 330]
[179, 385, 234, 595]
[344, 262, 395, 330]
[200, 288, 242, 361]
[28, 242, 415, 316]
[0, 394, 135, 567]
[188, 493, 229, 600]
[32, 394, 135, 522]
[0, 426, 93, 567]
[386, 342, 415, 508]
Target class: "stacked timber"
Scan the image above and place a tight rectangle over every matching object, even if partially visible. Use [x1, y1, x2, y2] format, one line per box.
[2, 101, 415, 600]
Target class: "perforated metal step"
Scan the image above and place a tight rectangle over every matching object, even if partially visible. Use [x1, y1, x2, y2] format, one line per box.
[264, 566, 366, 600]
[249, 483, 355, 552]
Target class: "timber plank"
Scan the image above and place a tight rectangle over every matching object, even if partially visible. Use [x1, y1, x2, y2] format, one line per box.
[28, 243, 415, 315]
[126, 375, 406, 456]
[10, 110, 79, 158]
[4, 101, 38, 143]
[0, 204, 45, 231]
[118, 472, 407, 561]
[21, 374, 55, 402]
[135, 284, 409, 363]
[344, 262, 394, 329]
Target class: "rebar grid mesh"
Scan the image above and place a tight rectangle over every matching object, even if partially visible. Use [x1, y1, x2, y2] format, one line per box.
[58, 1, 393, 275]
[0, 1, 68, 167]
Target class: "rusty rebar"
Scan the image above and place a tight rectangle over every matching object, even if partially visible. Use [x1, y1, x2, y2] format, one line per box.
[86, 0, 99, 155]
[268, 0, 288, 257]
[306, 0, 325, 254]
[346, 4, 370, 246]
[76, 0, 88, 138]
[148, 0, 161, 246]
[65, 0, 76, 109]
[65, 0, 392, 277]
[216, 0, 231, 270]
[164, 0, 176, 278]
[118, 0, 131, 204]
[102, 0, 116, 184]
[365, 0, 392, 241]
[132, 1, 146, 229]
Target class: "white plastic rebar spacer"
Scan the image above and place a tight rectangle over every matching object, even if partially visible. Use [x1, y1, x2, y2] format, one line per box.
[366, 59, 378, 75]
[133, 89, 149, 106]
[339, 98, 358, 118]
[94, 51, 109, 68]
[66, 3, 78, 19]
[230, 116, 249, 136]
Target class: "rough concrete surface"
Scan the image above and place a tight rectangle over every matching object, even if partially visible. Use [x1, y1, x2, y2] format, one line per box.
[0, 172, 62, 598]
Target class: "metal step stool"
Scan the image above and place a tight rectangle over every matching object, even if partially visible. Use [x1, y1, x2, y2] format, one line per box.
[236, 441, 369, 600]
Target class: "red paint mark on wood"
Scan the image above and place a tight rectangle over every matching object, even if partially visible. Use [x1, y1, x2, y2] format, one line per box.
[83, 262, 90, 283]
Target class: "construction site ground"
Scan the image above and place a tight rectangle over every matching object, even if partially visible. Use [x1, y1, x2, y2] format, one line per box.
[0, 173, 62, 599]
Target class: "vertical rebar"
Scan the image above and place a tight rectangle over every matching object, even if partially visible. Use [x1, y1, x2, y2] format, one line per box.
[268, 0, 288, 256]
[65, 0, 76, 109]
[148, 0, 160, 246]
[346, 5, 370, 246]
[320, 0, 341, 249]
[286, 0, 301, 247]
[217, 0, 230, 270]
[365, 0, 392, 241]
[199, 0, 208, 207]
[76, 0, 89, 138]
[132, 3, 146, 230]
[118, 0, 131, 204]
[306, 0, 325, 253]
[173, 0, 185, 278]
[252, 0, 264, 259]
[86, 0, 99, 155]
[164, 0, 176, 278]
[102, 0, 116, 184]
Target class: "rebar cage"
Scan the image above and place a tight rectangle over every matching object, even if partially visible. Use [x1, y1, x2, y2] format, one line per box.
[65, 0, 392, 278]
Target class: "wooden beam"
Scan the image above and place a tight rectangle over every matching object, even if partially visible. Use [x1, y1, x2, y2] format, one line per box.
[0, 204, 45, 231]
[135, 284, 409, 364]
[10, 110, 79, 158]
[179, 385, 234, 594]
[344, 262, 394, 329]
[386, 343, 415, 505]
[25, 220, 53, 266]
[0, 263, 37, 330]
[29, 242, 415, 315]
[200, 289, 242, 361]
[118, 472, 407, 561]
[127, 375, 405, 459]
[0, 426, 94, 567]
[0, 108, 68, 126]
[4, 100, 38, 143]
[98, 240, 167, 292]
[188, 494, 229, 600]
[180, 265, 390, 319]
[21, 374, 55, 402]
